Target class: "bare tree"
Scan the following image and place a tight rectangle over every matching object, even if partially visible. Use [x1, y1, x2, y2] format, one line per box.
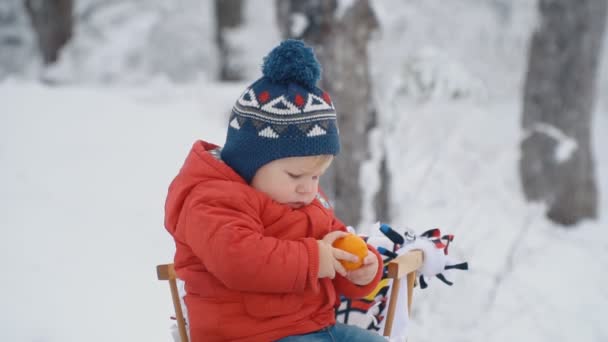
[276, 0, 386, 226]
[215, 0, 244, 81]
[520, 0, 606, 226]
[24, 0, 73, 65]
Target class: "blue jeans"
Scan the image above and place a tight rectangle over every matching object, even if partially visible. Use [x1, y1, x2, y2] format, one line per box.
[276, 323, 387, 342]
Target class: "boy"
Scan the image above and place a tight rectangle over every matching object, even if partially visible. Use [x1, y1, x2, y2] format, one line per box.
[164, 40, 385, 342]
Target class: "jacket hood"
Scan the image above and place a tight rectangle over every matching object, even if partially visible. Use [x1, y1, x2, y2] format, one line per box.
[164, 140, 246, 235]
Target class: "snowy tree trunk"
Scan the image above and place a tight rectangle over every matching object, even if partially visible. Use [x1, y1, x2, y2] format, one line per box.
[374, 156, 390, 222]
[276, 0, 384, 226]
[520, 0, 605, 226]
[214, 0, 244, 81]
[24, 0, 73, 65]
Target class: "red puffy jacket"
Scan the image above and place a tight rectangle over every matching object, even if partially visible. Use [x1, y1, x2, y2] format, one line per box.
[164, 141, 383, 342]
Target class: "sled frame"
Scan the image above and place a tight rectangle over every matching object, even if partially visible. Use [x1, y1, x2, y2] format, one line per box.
[384, 249, 424, 337]
[156, 250, 423, 341]
[156, 264, 189, 342]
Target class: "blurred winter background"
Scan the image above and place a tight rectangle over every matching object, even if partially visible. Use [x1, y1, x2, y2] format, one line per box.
[1, 0, 607, 341]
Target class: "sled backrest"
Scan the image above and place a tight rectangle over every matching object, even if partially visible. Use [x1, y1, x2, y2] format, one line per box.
[156, 249, 423, 341]
[384, 249, 424, 337]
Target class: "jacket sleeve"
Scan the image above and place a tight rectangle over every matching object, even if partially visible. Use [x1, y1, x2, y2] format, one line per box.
[329, 216, 384, 298]
[181, 191, 319, 294]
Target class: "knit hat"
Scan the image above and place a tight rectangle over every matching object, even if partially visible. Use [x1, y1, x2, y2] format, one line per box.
[221, 39, 340, 183]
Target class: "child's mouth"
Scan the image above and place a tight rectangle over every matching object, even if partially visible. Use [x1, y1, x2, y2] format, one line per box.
[288, 202, 306, 209]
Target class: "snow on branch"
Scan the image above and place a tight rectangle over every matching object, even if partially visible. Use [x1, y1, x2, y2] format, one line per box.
[526, 123, 578, 163]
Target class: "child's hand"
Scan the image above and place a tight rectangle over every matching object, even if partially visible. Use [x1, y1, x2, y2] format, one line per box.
[345, 252, 379, 285]
[317, 231, 360, 279]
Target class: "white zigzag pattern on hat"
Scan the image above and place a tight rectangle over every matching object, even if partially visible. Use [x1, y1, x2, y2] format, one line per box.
[238, 89, 260, 108]
[261, 95, 300, 115]
[229, 118, 241, 130]
[307, 124, 327, 137]
[234, 106, 336, 124]
[303, 93, 333, 112]
[258, 126, 280, 138]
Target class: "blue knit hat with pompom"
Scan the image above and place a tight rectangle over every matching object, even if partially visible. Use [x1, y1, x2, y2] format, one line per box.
[221, 39, 340, 183]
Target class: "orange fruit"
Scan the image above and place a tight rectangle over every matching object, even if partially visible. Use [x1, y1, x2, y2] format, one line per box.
[332, 234, 368, 270]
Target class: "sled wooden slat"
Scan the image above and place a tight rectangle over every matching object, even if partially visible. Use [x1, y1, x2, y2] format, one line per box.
[156, 263, 176, 281]
[387, 250, 424, 279]
[384, 250, 424, 338]
[157, 264, 189, 342]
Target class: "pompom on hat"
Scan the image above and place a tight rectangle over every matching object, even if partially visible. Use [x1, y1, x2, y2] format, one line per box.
[221, 39, 340, 183]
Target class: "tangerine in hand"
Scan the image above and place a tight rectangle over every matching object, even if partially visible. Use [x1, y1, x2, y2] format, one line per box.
[332, 233, 368, 270]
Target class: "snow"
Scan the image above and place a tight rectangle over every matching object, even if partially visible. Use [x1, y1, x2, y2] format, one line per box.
[0, 81, 243, 342]
[288, 13, 308, 37]
[2, 1, 608, 341]
[526, 123, 579, 163]
[2, 81, 607, 342]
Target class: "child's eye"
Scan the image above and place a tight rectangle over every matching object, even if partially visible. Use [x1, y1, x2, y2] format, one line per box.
[287, 172, 301, 179]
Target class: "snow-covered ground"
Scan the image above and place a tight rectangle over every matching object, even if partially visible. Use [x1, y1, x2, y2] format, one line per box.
[0, 81, 241, 342]
[1, 78, 606, 342]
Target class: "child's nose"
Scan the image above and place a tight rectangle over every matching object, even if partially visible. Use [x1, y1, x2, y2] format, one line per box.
[297, 180, 317, 194]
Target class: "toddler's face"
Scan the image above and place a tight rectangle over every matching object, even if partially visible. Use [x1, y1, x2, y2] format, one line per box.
[251, 155, 333, 209]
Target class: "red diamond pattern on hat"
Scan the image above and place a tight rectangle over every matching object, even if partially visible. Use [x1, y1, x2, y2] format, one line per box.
[295, 94, 305, 107]
[258, 91, 270, 104]
[322, 92, 332, 105]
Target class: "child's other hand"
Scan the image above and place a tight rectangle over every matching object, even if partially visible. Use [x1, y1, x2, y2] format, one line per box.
[345, 252, 379, 286]
[317, 231, 360, 279]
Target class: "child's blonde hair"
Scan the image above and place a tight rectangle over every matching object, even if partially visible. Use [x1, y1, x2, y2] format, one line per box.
[308, 154, 334, 170]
